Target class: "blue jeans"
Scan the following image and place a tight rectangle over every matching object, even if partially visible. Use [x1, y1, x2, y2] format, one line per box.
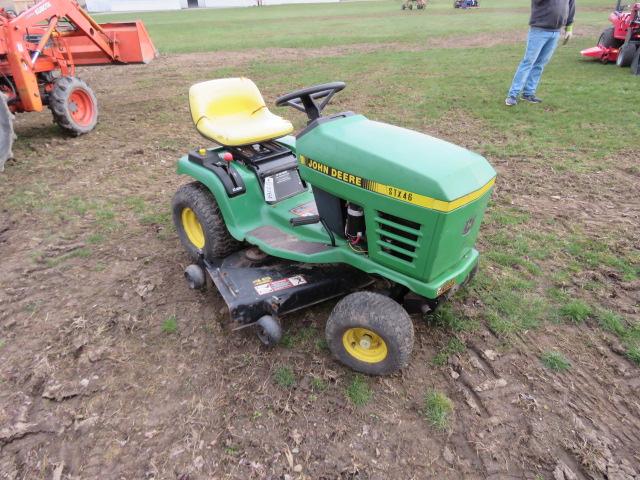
[508, 27, 560, 98]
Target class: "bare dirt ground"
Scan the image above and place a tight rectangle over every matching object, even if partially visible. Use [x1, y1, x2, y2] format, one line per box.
[1, 45, 639, 480]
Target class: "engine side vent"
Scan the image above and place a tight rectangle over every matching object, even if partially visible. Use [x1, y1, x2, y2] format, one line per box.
[375, 211, 422, 263]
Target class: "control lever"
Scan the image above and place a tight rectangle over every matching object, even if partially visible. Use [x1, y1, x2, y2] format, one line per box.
[289, 215, 336, 247]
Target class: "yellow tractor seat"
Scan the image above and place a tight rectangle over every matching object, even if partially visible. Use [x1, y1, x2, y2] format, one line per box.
[189, 78, 294, 147]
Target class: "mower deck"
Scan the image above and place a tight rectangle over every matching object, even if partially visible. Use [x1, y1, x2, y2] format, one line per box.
[203, 248, 374, 326]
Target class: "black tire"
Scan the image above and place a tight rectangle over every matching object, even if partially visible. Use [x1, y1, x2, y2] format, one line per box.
[632, 47, 640, 75]
[598, 27, 623, 49]
[616, 43, 638, 67]
[0, 92, 15, 172]
[172, 181, 242, 262]
[326, 291, 414, 375]
[48, 76, 98, 136]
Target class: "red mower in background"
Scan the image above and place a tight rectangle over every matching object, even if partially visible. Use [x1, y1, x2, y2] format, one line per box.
[580, 0, 640, 74]
[0, 0, 157, 171]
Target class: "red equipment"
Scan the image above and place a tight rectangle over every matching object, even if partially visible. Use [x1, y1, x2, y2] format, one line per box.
[0, 0, 157, 170]
[580, 0, 640, 72]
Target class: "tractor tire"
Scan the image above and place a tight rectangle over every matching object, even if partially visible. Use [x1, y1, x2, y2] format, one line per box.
[616, 43, 638, 67]
[325, 291, 414, 375]
[0, 92, 15, 172]
[49, 76, 98, 136]
[631, 47, 640, 75]
[598, 26, 623, 49]
[172, 181, 242, 262]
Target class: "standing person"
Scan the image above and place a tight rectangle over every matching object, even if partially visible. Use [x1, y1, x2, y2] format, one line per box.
[505, 0, 575, 106]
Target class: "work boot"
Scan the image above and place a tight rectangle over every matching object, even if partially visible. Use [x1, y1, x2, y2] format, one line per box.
[505, 96, 517, 106]
[522, 94, 542, 103]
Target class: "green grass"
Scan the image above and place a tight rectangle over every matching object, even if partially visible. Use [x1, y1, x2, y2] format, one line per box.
[281, 326, 319, 348]
[162, 315, 178, 334]
[423, 389, 453, 431]
[45, 247, 92, 268]
[0, 339, 5, 349]
[626, 347, 640, 366]
[595, 309, 640, 366]
[346, 374, 372, 407]
[540, 351, 571, 372]
[274, 366, 296, 388]
[559, 300, 592, 323]
[433, 337, 466, 366]
[98, 0, 615, 54]
[311, 377, 328, 392]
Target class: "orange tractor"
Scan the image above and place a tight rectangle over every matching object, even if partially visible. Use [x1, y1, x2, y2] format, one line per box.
[0, 0, 157, 170]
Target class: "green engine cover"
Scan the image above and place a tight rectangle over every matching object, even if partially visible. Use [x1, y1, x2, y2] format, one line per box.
[297, 114, 496, 284]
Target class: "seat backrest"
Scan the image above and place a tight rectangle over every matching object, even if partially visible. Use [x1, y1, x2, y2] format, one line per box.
[189, 78, 266, 126]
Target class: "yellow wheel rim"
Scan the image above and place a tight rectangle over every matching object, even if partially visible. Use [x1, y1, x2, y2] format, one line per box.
[181, 207, 205, 249]
[342, 327, 388, 363]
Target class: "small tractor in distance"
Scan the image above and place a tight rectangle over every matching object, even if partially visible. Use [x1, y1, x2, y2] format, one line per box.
[580, 0, 640, 73]
[0, 0, 157, 171]
[454, 0, 479, 9]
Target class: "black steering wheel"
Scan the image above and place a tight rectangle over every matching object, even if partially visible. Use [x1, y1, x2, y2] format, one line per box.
[275, 82, 346, 122]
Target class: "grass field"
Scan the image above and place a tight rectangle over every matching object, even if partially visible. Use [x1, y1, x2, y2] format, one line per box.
[2, 0, 639, 478]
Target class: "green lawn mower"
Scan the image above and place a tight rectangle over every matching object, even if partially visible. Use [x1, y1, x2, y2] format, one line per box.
[172, 78, 496, 375]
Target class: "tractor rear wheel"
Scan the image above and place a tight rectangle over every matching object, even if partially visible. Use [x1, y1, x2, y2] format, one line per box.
[0, 92, 15, 172]
[325, 291, 414, 375]
[172, 181, 242, 262]
[598, 27, 623, 49]
[49, 76, 98, 136]
[617, 43, 638, 67]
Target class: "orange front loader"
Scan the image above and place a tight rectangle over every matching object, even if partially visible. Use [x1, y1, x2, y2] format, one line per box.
[0, 0, 157, 170]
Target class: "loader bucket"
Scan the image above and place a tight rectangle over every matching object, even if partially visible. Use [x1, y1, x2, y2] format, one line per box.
[64, 21, 158, 66]
[0, 93, 15, 172]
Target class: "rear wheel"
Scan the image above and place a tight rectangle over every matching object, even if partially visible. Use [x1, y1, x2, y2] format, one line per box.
[49, 76, 98, 136]
[325, 291, 414, 375]
[616, 43, 638, 67]
[598, 26, 623, 49]
[0, 92, 15, 171]
[172, 181, 242, 262]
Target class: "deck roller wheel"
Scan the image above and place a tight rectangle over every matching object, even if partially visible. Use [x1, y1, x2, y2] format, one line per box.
[256, 315, 282, 347]
[49, 76, 98, 136]
[184, 264, 206, 290]
[326, 291, 414, 375]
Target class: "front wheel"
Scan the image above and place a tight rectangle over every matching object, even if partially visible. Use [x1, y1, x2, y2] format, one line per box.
[325, 291, 414, 375]
[49, 76, 98, 136]
[631, 47, 640, 75]
[616, 43, 637, 67]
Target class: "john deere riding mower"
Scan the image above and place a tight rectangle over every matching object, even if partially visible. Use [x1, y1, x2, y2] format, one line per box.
[172, 78, 496, 375]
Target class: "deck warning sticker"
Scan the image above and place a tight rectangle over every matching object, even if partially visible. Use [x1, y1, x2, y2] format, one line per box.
[263, 176, 277, 202]
[289, 201, 318, 217]
[254, 275, 307, 296]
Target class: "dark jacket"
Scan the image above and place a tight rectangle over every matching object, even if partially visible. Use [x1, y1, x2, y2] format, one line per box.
[529, 0, 575, 31]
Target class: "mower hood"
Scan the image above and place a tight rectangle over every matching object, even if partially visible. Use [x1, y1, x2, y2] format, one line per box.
[297, 114, 496, 204]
